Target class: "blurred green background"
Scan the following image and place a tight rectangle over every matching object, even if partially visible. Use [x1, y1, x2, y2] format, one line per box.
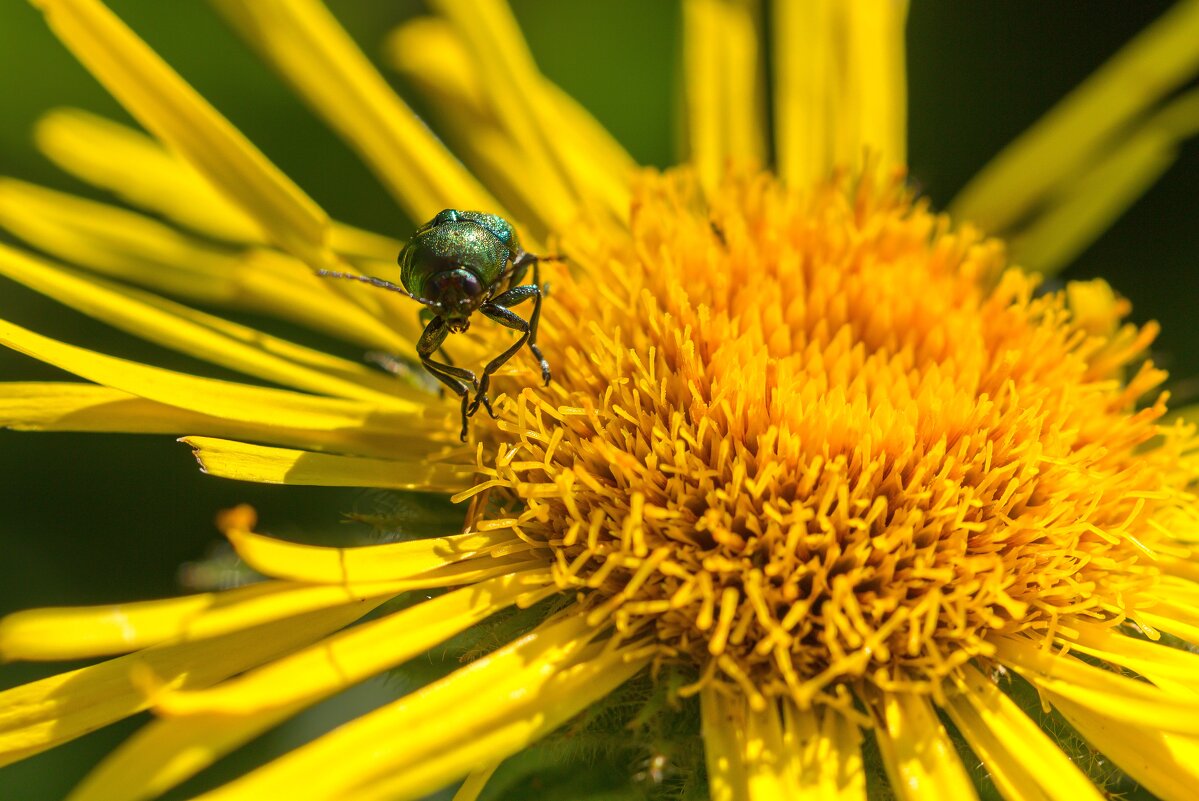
[0, 1, 1194, 798]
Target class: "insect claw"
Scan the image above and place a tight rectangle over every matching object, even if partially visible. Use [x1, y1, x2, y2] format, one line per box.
[468, 391, 497, 420]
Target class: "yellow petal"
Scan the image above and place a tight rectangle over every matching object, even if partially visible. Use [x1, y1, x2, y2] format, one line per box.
[32, 0, 332, 267]
[1065, 279, 1126, 338]
[995, 634, 1199, 733]
[450, 763, 500, 801]
[0, 318, 437, 435]
[1047, 689, 1199, 801]
[874, 692, 978, 801]
[35, 107, 264, 245]
[0, 600, 369, 766]
[429, 0, 587, 231]
[181, 436, 469, 490]
[837, 0, 908, 171]
[683, 0, 765, 194]
[1008, 90, 1199, 275]
[742, 699, 796, 799]
[951, 0, 1199, 234]
[0, 180, 408, 352]
[0, 583, 270, 660]
[190, 614, 648, 801]
[773, 0, 907, 188]
[158, 571, 554, 716]
[225, 525, 538, 584]
[1, 580, 404, 662]
[784, 703, 867, 801]
[943, 664, 1104, 801]
[0, 243, 413, 407]
[0, 383, 438, 460]
[35, 108, 400, 261]
[0, 177, 243, 305]
[348, 644, 647, 801]
[1139, 601, 1199, 645]
[1062, 621, 1199, 696]
[210, 0, 501, 224]
[66, 704, 302, 801]
[384, 17, 634, 238]
[700, 686, 750, 801]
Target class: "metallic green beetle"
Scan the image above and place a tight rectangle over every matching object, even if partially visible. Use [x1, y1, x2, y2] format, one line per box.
[319, 209, 560, 441]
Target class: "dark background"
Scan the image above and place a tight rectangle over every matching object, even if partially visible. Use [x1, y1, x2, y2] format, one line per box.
[0, 1, 1194, 798]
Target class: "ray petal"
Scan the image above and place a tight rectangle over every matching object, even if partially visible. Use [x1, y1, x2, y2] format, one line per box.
[0, 601, 371, 766]
[874, 692, 978, 801]
[32, 0, 332, 267]
[181, 436, 470, 490]
[429, 0, 603, 230]
[450, 763, 501, 801]
[837, 0, 908, 170]
[0, 383, 441, 460]
[773, 0, 907, 187]
[1047, 690, 1199, 801]
[344, 644, 648, 801]
[1061, 621, 1199, 695]
[65, 574, 554, 801]
[741, 699, 795, 799]
[157, 571, 555, 716]
[210, 0, 501, 223]
[0, 180, 409, 351]
[0, 243, 414, 407]
[224, 526, 539, 585]
[942, 664, 1104, 801]
[0, 581, 405, 662]
[995, 635, 1199, 734]
[384, 16, 635, 237]
[0, 318, 437, 434]
[783, 703, 867, 801]
[699, 686, 750, 801]
[951, 0, 1199, 234]
[187, 614, 648, 801]
[772, 0, 833, 188]
[35, 108, 400, 260]
[683, 0, 766, 195]
[1007, 90, 1199, 275]
[65, 705, 302, 801]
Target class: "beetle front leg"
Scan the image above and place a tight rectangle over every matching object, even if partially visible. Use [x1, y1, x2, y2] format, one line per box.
[470, 295, 541, 416]
[491, 280, 550, 384]
[417, 317, 480, 441]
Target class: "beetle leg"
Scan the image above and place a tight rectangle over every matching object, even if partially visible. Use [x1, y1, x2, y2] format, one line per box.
[418, 308, 457, 399]
[494, 258, 550, 385]
[470, 285, 549, 416]
[417, 316, 480, 441]
[507, 250, 566, 295]
[418, 308, 456, 367]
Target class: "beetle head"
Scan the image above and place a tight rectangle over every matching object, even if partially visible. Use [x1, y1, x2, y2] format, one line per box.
[426, 268, 484, 331]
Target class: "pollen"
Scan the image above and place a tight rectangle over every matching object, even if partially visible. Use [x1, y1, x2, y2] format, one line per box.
[465, 168, 1196, 707]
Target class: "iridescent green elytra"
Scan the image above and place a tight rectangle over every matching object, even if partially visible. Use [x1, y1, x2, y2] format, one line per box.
[318, 209, 562, 441]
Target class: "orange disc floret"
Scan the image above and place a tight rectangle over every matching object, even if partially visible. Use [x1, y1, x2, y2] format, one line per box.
[461, 168, 1194, 707]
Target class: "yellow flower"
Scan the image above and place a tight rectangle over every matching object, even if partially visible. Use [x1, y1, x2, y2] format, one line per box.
[2, 1, 1199, 800]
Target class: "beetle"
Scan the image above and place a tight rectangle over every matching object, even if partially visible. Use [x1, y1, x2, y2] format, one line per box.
[318, 209, 561, 441]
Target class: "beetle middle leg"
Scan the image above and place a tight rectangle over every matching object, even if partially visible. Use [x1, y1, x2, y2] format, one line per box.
[468, 281, 548, 416]
[498, 256, 551, 384]
[418, 316, 480, 441]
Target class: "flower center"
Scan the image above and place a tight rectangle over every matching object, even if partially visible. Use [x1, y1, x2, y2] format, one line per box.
[465, 169, 1190, 705]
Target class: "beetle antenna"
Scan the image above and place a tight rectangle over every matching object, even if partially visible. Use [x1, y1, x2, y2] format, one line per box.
[316, 270, 439, 309]
[512, 251, 568, 269]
